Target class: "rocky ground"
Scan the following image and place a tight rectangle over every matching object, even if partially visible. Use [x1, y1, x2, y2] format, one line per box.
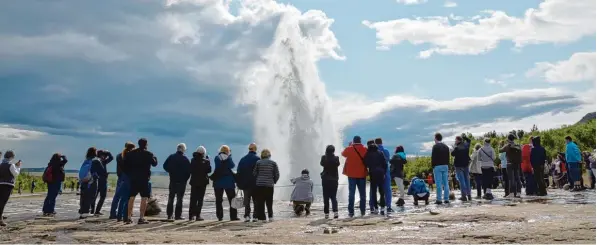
[1, 188, 595, 244]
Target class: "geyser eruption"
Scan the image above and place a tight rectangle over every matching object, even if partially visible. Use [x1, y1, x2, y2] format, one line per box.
[242, 15, 343, 199]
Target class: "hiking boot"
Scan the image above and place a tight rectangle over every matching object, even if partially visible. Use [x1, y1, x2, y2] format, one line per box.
[333, 212, 339, 219]
[435, 200, 443, 205]
[294, 205, 305, 216]
[137, 218, 149, 224]
[443, 200, 450, 204]
[396, 198, 405, 207]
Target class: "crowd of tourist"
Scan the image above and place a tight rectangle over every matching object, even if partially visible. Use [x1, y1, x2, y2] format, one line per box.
[0, 133, 594, 227]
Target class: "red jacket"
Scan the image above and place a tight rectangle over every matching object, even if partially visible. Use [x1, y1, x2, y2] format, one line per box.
[341, 143, 368, 178]
[521, 144, 532, 173]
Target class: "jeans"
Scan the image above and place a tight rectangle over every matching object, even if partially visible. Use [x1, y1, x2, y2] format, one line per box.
[189, 185, 207, 218]
[42, 182, 62, 214]
[383, 170, 392, 208]
[117, 175, 130, 220]
[91, 179, 107, 214]
[473, 174, 483, 197]
[110, 176, 125, 218]
[393, 177, 405, 199]
[214, 188, 238, 220]
[79, 182, 96, 214]
[433, 165, 450, 201]
[455, 167, 471, 197]
[167, 181, 187, 218]
[369, 177, 386, 209]
[523, 172, 536, 195]
[568, 162, 581, 185]
[501, 168, 509, 196]
[532, 165, 547, 195]
[242, 188, 257, 219]
[507, 164, 522, 196]
[254, 186, 274, 221]
[347, 177, 366, 216]
[322, 180, 338, 214]
[481, 168, 494, 193]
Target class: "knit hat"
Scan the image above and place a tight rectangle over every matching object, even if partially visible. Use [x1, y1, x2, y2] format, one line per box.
[353, 136, 362, 144]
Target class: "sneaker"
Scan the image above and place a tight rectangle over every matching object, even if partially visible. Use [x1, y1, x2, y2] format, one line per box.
[435, 200, 442, 205]
[167, 216, 173, 221]
[333, 212, 339, 219]
[396, 198, 405, 207]
[443, 200, 450, 204]
[0, 220, 6, 227]
[94, 212, 104, 216]
[324, 213, 329, 219]
[268, 217, 274, 222]
[137, 218, 149, 224]
[380, 210, 385, 216]
[483, 193, 494, 200]
[387, 208, 394, 213]
[175, 217, 185, 220]
[244, 216, 251, 222]
[371, 209, 379, 215]
[231, 217, 241, 221]
[93, 213, 101, 217]
[196, 216, 204, 222]
[505, 194, 514, 199]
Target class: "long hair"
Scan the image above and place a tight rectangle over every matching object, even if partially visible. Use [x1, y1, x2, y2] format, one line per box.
[86, 147, 97, 159]
[122, 142, 135, 158]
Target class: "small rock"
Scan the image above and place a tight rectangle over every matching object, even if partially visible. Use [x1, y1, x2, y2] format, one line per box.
[331, 228, 338, 234]
[429, 210, 440, 215]
[304, 230, 313, 234]
[323, 228, 331, 234]
[392, 220, 404, 225]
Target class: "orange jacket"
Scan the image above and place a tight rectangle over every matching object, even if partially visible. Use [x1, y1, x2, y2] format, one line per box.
[341, 143, 368, 178]
[521, 144, 533, 173]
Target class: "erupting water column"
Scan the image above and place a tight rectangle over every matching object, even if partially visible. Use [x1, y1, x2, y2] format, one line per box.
[241, 15, 344, 200]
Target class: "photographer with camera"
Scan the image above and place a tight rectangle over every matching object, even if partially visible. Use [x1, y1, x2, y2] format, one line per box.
[90, 149, 113, 216]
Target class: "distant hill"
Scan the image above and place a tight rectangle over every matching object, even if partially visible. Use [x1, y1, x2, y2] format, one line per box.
[577, 112, 596, 124]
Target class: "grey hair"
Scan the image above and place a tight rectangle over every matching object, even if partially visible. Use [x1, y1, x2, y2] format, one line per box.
[177, 143, 187, 152]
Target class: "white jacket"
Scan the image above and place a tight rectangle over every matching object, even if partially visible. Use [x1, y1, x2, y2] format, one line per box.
[469, 150, 482, 174]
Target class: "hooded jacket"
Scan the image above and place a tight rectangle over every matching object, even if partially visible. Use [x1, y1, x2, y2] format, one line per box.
[500, 141, 522, 165]
[521, 144, 533, 173]
[407, 177, 429, 196]
[163, 151, 191, 183]
[48, 155, 68, 183]
[389, 152, 407, 178]
[530, 137, 547, 168]
[320, 146, 340, 181]
[469, 150, 482, 174]
[451, 141, 471, 168]
[477, 143, 496, 169]
[565, 141, 582, 163]
[363, 144, 387, 180]
[341, 143, 368, 178]
[237, 151, 260, 190]
[290, 174, 314, 202]
[212, 152, 236, 189]
[189, 152, 211, 186]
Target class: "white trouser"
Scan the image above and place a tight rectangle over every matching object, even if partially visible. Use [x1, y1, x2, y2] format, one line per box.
[393, 177, 405, 199]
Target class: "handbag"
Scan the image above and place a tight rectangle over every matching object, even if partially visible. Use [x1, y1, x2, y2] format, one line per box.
[231, 190, 244, 209]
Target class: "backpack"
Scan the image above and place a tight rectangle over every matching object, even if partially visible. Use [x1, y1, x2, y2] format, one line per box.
[78, 159, 93, 184]
[508, 144, 522, 165]
[42, 165, 54, 183]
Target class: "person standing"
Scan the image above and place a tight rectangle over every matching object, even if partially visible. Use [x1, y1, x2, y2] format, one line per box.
[477, 138, 496, 200]
[431, 133, 450, 204]
[163, 143, 191, 220]
[583, 152, 595, 189]
[0, 151, 22, 226]
[374, 138, 393, 212]
[469, 143, 483, 199]
[31, 180, 36, 194]
[530, 136, 548, 196]
[189, 146, 211, 221]
[253, 149, 280, 222]
[364, 140, 388, 215]
[211, 145, 239, 221]
[125, 138, 158, 224]
[341, 136, 368, 218]
[110, 142, 135, 221]
[498, 140, 509, 197]
[565, 136, 583, 191]
[91, 150, 113, 216]
[42, 153, 68, 216]
[452, 136, 471, 202]
[236, 143, 260, 222]
[390, 146, 407, 207]
[521, 137, 536, 195]
[320, 145, 340, 219]
[500, 134, 523, 198]
[78, 147, 98, 219]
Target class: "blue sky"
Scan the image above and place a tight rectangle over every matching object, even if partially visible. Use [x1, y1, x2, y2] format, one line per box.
[0, 0, 594, 170]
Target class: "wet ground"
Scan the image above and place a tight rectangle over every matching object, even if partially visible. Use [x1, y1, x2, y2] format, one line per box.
[1, 188, 595, 244]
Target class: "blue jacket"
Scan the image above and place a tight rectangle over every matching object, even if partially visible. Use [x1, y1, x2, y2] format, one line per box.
[236, 151, 260, 190]
[163, 151, 191, 183]
[212, 153, 236, 189]
[407, 177, 429, 196]
[566, 141, 582, 163]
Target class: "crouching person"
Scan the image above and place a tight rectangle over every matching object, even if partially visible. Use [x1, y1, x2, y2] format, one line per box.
[407, 177, 430, 206]
[290, 169, 314, 216]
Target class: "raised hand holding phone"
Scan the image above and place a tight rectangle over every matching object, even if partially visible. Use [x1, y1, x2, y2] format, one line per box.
[15, 160, 22, 167]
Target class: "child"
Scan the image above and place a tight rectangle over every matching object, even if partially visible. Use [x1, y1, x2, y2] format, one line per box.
[290, 169, 314, 216]
[407, 176, 430, 206]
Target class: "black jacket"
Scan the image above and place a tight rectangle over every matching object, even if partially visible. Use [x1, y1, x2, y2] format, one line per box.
[189, 152, 211, 186]
[48, 156, 68, 183]
[320, 154, 340, 181]
[530, 136, 547, 167]
[431, 142, 450, 168]
[451, 142, 470, 168]
[123, 148, 158, 181]
[363, 145, 387, 180]
[163, 151, 191, 183]
[389, 153, 406, 178]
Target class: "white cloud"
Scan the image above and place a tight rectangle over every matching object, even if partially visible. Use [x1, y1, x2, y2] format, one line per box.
[444, 1, 457, 8]
[526, 52, 596, 83]
[0, 126, 46, 140]
[485, 78, 506, 87]
[397, 0, 428, 5]
[363, 0, 596, 58]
